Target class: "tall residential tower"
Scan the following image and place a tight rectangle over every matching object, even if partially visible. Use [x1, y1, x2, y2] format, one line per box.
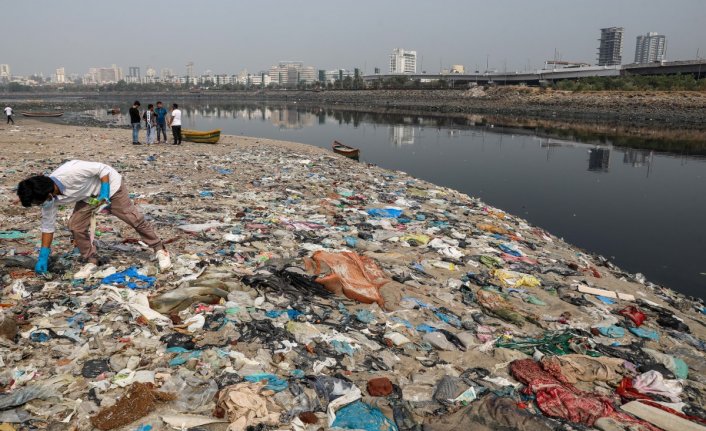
[389, 49, 417, 74]
[634, 32, 666, 64]
[597, 27, 624, 66]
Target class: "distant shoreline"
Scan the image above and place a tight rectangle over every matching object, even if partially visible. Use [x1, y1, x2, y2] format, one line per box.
[3, 87, 705, 125]
[3, 88, 706, 151]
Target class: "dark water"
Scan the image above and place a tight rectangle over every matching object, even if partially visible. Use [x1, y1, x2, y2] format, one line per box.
[69, 103, 706, 298]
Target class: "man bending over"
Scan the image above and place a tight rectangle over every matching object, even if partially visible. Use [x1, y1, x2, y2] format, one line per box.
[17, 160, 171, 277]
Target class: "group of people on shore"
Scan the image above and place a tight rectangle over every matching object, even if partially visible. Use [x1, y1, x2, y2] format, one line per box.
[128, 100, 182, 145]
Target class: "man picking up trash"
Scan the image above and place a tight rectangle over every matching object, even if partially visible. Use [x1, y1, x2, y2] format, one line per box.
[16, 160, 171, 277]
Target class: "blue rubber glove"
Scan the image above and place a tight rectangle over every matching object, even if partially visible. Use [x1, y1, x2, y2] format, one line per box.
[99, 182, 111, 204]
[35, 247, 50, 274]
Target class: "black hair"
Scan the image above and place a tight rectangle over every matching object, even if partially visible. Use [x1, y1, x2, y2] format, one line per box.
[172, 103, 178, 109]
[156, 101, 162, 105]
[147, 103, 154, 109]
[134, 100, 141, 106]
[17, 176, 55, 207]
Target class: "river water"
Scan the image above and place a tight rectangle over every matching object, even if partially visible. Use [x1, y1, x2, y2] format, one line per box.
[69, 103, 706, 298]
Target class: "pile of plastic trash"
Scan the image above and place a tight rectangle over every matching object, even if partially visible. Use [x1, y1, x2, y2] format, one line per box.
[1, 134, 705, 431]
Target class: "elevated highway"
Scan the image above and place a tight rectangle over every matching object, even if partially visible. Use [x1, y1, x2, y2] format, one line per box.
[363, 60, 706, 86]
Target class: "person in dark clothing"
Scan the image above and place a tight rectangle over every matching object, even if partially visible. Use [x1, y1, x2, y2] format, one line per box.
[129, 101, 141, 145]
[154, 101, 168, 143]
[167, 103, 182, 145]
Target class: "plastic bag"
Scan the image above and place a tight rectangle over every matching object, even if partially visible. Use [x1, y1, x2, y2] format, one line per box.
[331, 401, 398, 431]
[243, 373, 288, 392]
[160, 373, 218, 412]
[0, 384, 58, 410]
[305, 251, 390, 307]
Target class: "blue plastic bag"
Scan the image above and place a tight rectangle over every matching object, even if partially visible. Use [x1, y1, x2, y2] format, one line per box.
[102, 267, 156, 290]
[332, 400, 398, 431]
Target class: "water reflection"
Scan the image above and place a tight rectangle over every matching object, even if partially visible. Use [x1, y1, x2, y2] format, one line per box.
[588, 148, 611, 172]
[390, 125, 416, 146]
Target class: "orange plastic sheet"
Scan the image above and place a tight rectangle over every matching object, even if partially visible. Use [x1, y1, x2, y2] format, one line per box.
[476, 223, 509, 235]
[305, 251, 390, 307]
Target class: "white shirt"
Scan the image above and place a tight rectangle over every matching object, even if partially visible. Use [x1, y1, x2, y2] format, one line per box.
[171, 109, 182, 126]
[40, 160, 122, 233]
[3, 107, 11, 116]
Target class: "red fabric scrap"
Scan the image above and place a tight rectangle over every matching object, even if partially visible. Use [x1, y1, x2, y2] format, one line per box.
[616, 377, 653, 402]
[618, 306, 646, 326]
[510, 359, 661, 431]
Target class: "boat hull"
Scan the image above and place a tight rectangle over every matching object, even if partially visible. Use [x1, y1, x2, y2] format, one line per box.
[332, 140, 360, 158]
[21, 112, 64, 117]
[182, 129, 221, 144]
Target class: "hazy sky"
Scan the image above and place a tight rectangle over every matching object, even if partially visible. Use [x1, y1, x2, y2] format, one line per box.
[2, 0, 704, 76]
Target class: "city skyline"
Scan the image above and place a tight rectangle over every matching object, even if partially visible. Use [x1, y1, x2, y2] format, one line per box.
[1, 0, 704, 77]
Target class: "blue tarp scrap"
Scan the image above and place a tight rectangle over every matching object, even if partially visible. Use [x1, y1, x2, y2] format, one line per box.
[629, 327, 660, 340]
[367, 208, 403, 218]
[102, 267, 156, 289]
[355, 309, 375, 323]
[244, 373, 288, 392]
[265, 309, 303, 320]
[435, 311, 462, 328]
[166, 346, 203, 367]
[596, 325, 625, 338]
[416, 324, 438, 333]
[498, 243, 522, 257]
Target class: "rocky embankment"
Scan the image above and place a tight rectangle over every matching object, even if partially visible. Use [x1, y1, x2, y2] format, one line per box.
[242, 87, 706, 129]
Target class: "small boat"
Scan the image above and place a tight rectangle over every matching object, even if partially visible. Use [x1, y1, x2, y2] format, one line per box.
[21, 112, 64, 118]
[332, 140, 360, 158]
[108, 108, 121, 115]
[182, 129, 221, 144]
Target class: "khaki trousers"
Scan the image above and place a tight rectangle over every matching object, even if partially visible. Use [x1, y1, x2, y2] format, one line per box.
[68, 182, 162, 263]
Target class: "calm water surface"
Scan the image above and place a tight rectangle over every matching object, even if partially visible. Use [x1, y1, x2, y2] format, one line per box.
[74, 104, 706, 298]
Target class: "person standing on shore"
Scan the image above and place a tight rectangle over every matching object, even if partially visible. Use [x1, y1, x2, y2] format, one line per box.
[16, 160, 172, 277]
[143, 103, 156, 144]
[129, 101, 141, 145]
[4, 105, 14, 125]
[154, 101, 168, 143]
[167, 103, 182, 145]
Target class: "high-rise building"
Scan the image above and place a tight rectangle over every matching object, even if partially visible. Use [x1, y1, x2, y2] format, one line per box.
[161, 68, 175, 81]
[597, 27, 624, 66]
[389, 49, 417, 74]
[54, 67, 66, 84]
[127, 66, 141, 83]
[634, 32, 666, 64]
[0, 64, 10, 81]
[86, 64, 123, 84]
[268, 62, 316, 86]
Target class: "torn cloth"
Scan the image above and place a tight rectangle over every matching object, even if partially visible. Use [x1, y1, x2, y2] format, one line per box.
[217, 381, 282, 431]
[510, 359, 660, 430]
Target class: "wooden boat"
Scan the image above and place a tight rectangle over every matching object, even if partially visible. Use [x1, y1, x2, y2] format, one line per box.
[181, 129, 221, 144]
[332, 140, 360, 158]
[108, 108, 121, 115]
[21, 112, 63, 118]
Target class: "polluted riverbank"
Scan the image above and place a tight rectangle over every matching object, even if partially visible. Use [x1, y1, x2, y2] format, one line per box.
[0, 121, 705, 430]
